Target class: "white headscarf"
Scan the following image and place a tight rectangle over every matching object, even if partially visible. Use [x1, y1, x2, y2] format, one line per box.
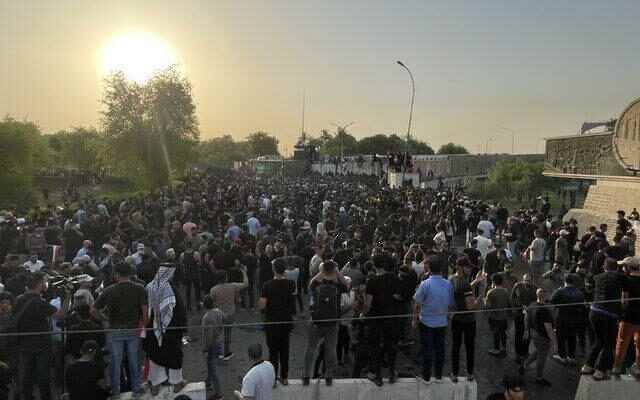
[146, 265, 176, 346]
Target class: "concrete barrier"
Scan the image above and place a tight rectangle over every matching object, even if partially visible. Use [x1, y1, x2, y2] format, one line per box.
[275, 378, 477, 400]
[116, 382, 205, 400]
[575, 375, 640, 400]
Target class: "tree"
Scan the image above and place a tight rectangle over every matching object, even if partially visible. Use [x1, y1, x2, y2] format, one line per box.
[246, 132, 279, 157]
[409, 138, 435, 155]
[321, 128, 358, 157]
[469, 160, 556, 203]
[437, 143, 469, 155]
[196, 135, 247, 167]
[0, 117, 41, 209]
[357, 134, 392, 154]
[101, 66, 199, 188]
[47, 127, 107, 172]
[355, 134, 434, 155]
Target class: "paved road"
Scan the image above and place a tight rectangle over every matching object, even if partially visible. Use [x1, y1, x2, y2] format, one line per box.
[179, 258, 581, 400]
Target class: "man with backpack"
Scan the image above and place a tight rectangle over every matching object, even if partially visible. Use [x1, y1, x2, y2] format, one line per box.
[302, 260, 349, 386]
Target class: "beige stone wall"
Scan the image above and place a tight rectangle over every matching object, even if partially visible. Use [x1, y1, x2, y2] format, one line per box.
[566, 178, 640, 252]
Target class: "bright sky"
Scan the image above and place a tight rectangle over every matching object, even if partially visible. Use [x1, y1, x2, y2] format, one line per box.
[2, 0, 640, 154]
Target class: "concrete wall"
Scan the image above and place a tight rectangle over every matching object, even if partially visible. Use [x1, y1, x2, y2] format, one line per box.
[574, 375, 639, 400]
[564, 178, 640, 253]
[311, 154, 543, 178]
[120, 382, 205, 400]
[276, 378, 477, 400]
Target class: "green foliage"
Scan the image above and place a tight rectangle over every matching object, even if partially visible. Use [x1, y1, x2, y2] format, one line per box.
[101, 66, 199, 189]
[319, 128, 358, 157]
[0, 117, 40, 209]
[196, 135, 247, 167]
[408, 137, 435, 155]
[355, 134, 434, 155]
[246, 131, 279, 157]
[437, 142, 469, 155]
[47, 127, 108, 172]
[468, 160, 559, 204]
[357, 134, 393, 154]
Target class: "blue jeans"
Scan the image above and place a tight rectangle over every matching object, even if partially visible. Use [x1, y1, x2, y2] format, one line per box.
[419, 324, 446, 380]
[108, 331, 141, 396]
[206, 345, 222, 396]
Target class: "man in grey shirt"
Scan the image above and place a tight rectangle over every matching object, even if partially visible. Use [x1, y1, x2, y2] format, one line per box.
[526, 230, 546, 286]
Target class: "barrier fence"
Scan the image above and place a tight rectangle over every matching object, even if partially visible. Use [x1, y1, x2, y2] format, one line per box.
[1, 297, 637, 399]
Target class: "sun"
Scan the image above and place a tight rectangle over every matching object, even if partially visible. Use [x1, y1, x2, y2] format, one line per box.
[101, 32, 174, 83]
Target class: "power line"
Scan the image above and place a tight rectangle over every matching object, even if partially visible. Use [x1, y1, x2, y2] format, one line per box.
[2, 296, 635, 338]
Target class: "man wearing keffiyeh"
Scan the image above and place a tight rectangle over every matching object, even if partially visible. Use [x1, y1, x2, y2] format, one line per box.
[143, 254, 189, 396]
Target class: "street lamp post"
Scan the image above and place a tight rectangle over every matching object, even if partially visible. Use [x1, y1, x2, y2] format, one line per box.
[498, 126, 516, 154]
[397, 61, 415, 186]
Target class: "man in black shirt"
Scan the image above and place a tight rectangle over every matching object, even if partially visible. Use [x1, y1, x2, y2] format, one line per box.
[524, 288, 556, 386]
[550, 274, 585, 365]
[449, 257, 486, 382]
[15, 271, 65, 400]
[93, 262, 148, 397]
[258, 258, 295, 385]
[363, 254, 402, 386]
[511, 274, 537, 368]
[582, 258, 623, 380]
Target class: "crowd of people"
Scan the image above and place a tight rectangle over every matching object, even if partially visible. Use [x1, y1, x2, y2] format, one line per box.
[0, 168, 639, 400]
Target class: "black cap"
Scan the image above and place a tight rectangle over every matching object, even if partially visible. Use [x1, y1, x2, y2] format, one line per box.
[502, 375, 524, 390]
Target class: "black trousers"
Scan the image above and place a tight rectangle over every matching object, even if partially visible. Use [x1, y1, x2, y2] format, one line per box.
[351, 322, 371, 378]
[369, 319, 400, 378]
[514, 314, 530, 359]
[451, 319, 476, 376]
[587, 311, 618, 371]
[489, 318, 508, 350]
[337, 325, 350, 362]
[557, 321, 581, 359]
[183, 280, 201, 311]
[265, 324, 291, 379]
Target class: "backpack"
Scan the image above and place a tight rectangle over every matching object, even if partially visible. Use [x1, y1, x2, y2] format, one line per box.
[311, 281, 340, 323]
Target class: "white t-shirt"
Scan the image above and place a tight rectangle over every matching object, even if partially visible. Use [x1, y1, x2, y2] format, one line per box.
[529, 238, 546, 263]
[474, 235, 493, 259]
[23, 260, 44, 273]
[411, 261, 425, 278]
[241, 360, 275, 400]
[477, 220, 495, 238]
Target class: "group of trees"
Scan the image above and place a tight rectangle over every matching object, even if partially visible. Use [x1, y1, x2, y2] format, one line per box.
[1, 66, 474, 209]
[468, 160, 559, 204]
[307, 131, 435, 156]
[195, 132, 279, 168]
[305, 131, 468, 157]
